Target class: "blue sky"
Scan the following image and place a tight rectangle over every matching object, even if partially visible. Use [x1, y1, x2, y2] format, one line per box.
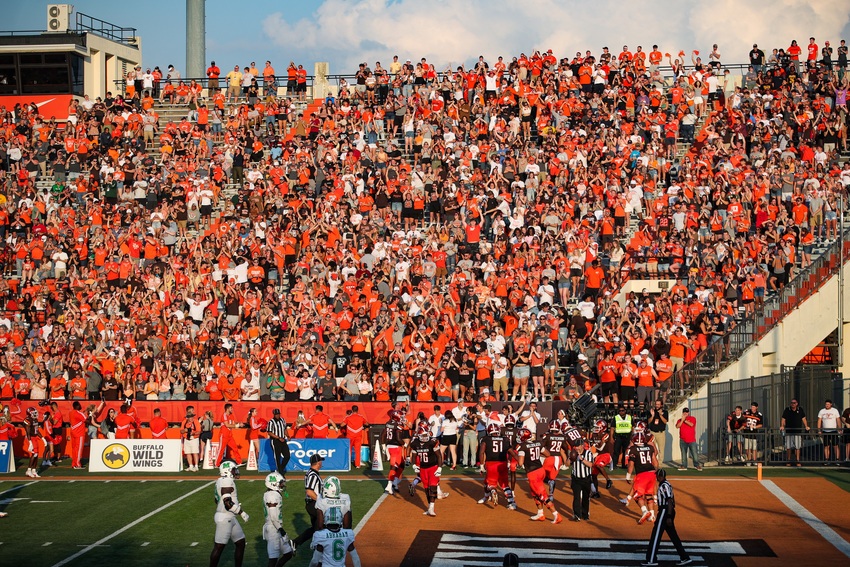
[5, 1, 850, 77]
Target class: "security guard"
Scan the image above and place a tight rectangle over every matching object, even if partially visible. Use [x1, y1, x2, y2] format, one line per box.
[613, 405, 633, 468]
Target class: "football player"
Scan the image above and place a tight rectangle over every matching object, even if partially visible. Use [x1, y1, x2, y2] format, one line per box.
[409, 422, 443, 516]
[263, 472, 294, 567]
[590, 419, 614, 498]
[211, 461, 249, 567]
[382, 411, 406, 495]
[317, 476, 352, 529]
[516, 428, 562, 524]
[477, 421, 518, 509]
[310, 507, 361, 567]
[541, 420, 568, 501]
[621, 432, 658, 525]
[24, 407, 43, 478]
[502, 413, 520, 491]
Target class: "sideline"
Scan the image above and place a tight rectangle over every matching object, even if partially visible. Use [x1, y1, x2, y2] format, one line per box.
[761, 479, 850, 559]
[354, 492, 387, 536]
[50, 481, 214, 567]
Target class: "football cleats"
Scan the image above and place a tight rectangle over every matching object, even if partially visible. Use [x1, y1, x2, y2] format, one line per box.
[219, 461, 240, 478]
[323, 476, 341, 499]
[265, 472, 285, 492]
[548, 420, 560, 433]
[518, 428, 532, 443]
[503, 414, 517, 428]
[487, 422, 502, 436]
[417, 422, 431, 442]
[632, 432, 647, 446]
[325, 506, 343, 532]
[592, 419, 608, 434]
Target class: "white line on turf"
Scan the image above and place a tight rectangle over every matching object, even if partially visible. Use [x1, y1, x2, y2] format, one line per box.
[190, 542, 199, 547]
[0, 482, 36, 497]
[50, 481, 214, 567]
[43, 542, 52, 546]
[354, 492, 387, 536]
[761, 480, 850, 558]
[141, 542, 149, 546]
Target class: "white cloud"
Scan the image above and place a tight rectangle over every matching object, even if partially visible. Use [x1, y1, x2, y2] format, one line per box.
[262, 0, 850, 73]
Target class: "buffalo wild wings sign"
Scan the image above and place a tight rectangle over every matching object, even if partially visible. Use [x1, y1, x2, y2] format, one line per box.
[89, 439, 184, 472]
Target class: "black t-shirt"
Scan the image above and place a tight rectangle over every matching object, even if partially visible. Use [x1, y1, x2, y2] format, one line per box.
[781, 406, 806, 432]
[648, 408, 669, 433]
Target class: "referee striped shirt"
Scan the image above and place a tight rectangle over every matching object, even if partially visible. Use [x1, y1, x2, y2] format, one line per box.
[266, 417, 288, 439]
[571, 448, 594, 478]
[304, 469, 323, 503]
[657, 479, 674, 509]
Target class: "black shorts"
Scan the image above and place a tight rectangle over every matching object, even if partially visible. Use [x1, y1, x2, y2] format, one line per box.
[570, 268, 583, 278]
[441, 434, 457, 445]
[823, 432, 838, 446]
[601, 381, 618, 397]
[614, 216, 625, 227]
[619, 385, 636, 401]
[200, 204, 212, 216]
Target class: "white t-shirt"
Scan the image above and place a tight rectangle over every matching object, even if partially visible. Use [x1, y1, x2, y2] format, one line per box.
[818, 407, 841, 430]
[519, 410, 541, 436]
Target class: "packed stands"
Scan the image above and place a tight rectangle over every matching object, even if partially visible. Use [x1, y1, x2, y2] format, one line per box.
[0, 38, 848, 422]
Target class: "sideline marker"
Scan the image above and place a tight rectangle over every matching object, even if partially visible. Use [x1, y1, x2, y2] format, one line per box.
[247, 442, 258, 471]
[757, 462, 762, 481]
[371, 440, 383, 471]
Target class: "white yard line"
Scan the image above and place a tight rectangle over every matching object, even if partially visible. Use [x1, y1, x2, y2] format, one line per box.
[50, 481, 213, 567]
[761, 480, 850, 559]
[354, 492, 387, 536]
[0, 481, 36, 497]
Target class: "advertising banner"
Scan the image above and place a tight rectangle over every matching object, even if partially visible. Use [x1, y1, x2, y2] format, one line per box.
[0, 441, 14, 473]
[257, 438, 351, 472]
[89, 439, 183, 473]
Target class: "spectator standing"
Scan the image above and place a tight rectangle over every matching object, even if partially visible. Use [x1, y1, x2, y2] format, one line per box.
[647, 399, 669, 466]
[817, 400, 841, 465]
[725, 406, 747, 463]
[518, 400, 541, 439]
[266, 408, 290, 476]
[181, 405, 201, 472]
[780, 399, 809, 466]
[675, 408, 701, 471]
[342, 405, 369, 468]
[461, 406, 479, 468]
[743, 402, 764, 466]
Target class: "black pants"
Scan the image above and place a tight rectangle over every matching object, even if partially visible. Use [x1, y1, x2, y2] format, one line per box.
[613, 434, 631, 467]
[646, 508, 689, 564]
[293, 500, 318, 546]
[571, 475, 591, 519]
[271, 439, 290, 475]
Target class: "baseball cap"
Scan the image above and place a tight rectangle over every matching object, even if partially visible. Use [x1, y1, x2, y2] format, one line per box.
[682, 408, 690, 413]
[272, 408, 281, 415]
[309, 454, 325, 465]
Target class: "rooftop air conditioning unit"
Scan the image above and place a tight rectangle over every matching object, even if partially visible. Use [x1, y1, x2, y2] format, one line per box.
[46, 4, 73, 33]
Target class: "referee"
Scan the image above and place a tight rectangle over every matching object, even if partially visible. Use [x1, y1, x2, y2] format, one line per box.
[642, 469, 692, 566]
[293, 453, 324, 547]
[570, 444, 594, 521]
[266, 408, 290, 476]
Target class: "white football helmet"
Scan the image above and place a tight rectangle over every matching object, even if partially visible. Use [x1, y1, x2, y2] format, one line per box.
[265, 472, 285, 491]
[219, 461, 240, 478]
[323, 476, 341, 499]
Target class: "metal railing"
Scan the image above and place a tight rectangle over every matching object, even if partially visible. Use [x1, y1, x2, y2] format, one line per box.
[75, 12, 137, 45]
[711, 428, 849, 466]
[665, 233, 850, 408]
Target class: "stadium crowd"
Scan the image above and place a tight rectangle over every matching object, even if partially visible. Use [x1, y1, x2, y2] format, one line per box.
[0, 36, 848, 421]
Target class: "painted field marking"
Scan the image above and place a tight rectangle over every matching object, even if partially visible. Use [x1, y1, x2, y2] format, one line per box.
[761, 480, 850, 558]
[141, 542, 150, 546]
[43, 542, 53, 547]
[0, 482, 36, 497]
[354, 492, 387, 536]
[50, 481, 214, 567]
[190, 542, 199, 547]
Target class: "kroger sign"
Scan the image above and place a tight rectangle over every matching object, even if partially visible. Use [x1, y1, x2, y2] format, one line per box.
[257, 438, 352, 472]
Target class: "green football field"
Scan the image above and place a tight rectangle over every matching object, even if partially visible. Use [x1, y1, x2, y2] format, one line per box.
[0, 473, 386, 567]
[1, 465, 848, 567]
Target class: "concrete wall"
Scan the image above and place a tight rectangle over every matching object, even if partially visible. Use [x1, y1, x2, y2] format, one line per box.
[83, 33, 141, 98]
